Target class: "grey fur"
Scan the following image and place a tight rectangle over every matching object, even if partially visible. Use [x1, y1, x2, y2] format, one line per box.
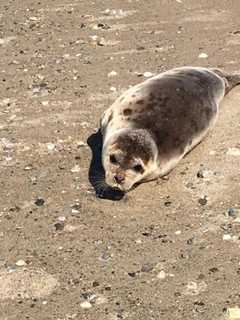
[101, 66, 240, 190]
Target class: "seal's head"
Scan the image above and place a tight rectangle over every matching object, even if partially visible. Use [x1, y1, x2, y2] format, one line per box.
[102, 129, 158, 191]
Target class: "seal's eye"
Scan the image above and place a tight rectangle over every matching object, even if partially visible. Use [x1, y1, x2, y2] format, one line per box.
[133, 164, 143, 173]
[110, 154, 117, 164]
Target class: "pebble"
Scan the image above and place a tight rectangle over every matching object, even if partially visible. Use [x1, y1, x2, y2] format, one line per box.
[198, 53, 208, 58]
[103, 9, 128, 17]
[71, 208, 80, 214]
[157, 270, 166, 279]
[103, 8, 111, 15]
[71, 165, 80, 173]
[15, 259, 26, 267]
[227, 307, 240, 320]
[175, 230, 182, 235]
[110, 86, 117, 92]
[90, 35, 98, 41]
[197, 169, 212, 179]
[108, 70, 118, 77]
[80, 301, 92, 309]
[227, 208, 240, 218]
[35, 198, 45, 206]
[41, 101, 49, 106]
[76, 141, 87, 147]
[141, 263, 155, 273]
[95, 295, 108, 305]
[143, 72, 154, 78]
[46, 143, 56, 152]
[57, 216, 66, 222]
[227, 147, 240, 156]
[92, 281, 100, 287]
[223, 234, 232, 241]
[54, 222, 64, 231]
[183, 281, 207, 295]
[64, 224, 79, 232]
[0, 36, 16, 45]
[209, 150, 216, 155]
[24, 165, 33, 171]
[198, 196, 208, 206]
[128, 272, 137, 278]
[93, 23, 110, 30]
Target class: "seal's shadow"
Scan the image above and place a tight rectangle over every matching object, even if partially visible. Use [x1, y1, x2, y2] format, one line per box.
[87, 130, 125, 201]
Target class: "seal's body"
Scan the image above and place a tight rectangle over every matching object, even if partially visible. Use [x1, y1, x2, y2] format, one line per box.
[100, 67, 240, 191]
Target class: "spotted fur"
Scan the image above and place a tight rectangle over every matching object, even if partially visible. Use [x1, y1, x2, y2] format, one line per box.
[100, 66, 240, 191]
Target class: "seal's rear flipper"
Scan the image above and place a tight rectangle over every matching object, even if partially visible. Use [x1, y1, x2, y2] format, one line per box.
[211, 68, 240, 95]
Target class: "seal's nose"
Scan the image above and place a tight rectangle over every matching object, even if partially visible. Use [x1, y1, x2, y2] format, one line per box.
[114, 175, 125, 184]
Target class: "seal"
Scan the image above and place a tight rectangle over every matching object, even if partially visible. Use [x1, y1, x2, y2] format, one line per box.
[100, 66, 240, 192]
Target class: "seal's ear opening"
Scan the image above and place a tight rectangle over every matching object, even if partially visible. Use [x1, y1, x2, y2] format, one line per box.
[87, 130, 125, 201]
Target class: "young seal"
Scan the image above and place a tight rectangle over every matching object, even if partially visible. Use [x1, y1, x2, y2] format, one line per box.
[100, 67, 240, 192]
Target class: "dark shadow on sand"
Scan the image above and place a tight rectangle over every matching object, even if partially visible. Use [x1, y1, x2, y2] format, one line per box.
[87, 130, 125, 201]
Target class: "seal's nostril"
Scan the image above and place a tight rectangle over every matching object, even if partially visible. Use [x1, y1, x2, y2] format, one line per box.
[114, 175, 125, 184]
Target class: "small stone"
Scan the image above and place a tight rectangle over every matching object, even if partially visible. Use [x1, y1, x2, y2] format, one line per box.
[143, 72, 154, 78]
[35, 198, 45, 206]
[92, 281, 100, 287]
[128, 272, 137, 278]
[227, 307, 240, 320]
[209, 150, 216, 155]
[76, 141, 86, 147]
[46, 143, 56, 152]
[157, 270, 166, 279]
[141, 263, 154, 273]
[64, 224, 78, 232]
[93, 23, 110, 30]
[42, 300, 47, 305]
[183, 281, 207, 295]
[108, 71, 118, 77]
[29, 16, 38, 21]
[0, 36, 16, 45]
[71, 165, 80, 173]
[227, 148, 240, 156]
[71, 204, 81, 211]
[187, 237, 194, 245]
[81, 292, 96, 300]
[71, 209, 80, 215]
[95, 295, 108, 305]
[24, 165, 33, 171]
[63, 54, 70, 59]
[54, 222, 64, 231]
[57, 216, 66, 222]
[223, 234, 232, 241]
[110, 86, 117, 92]
[164, 201, 172, 207]
[90, 35, 98, 41]
[197, 169, 212, 178]
[227, 208, 239, 218]
[198, 196, 208, 206]
[16, 260, 26, 267]
[175, 230, 182, 235]
[80, 301, 92, 309]
[103, 8, 111, 15]
[100, 252, 111, 261]
[198, 53, 208, 58]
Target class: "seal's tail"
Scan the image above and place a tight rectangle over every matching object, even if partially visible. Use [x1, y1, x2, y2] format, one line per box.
[211, 68, 240, 95]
